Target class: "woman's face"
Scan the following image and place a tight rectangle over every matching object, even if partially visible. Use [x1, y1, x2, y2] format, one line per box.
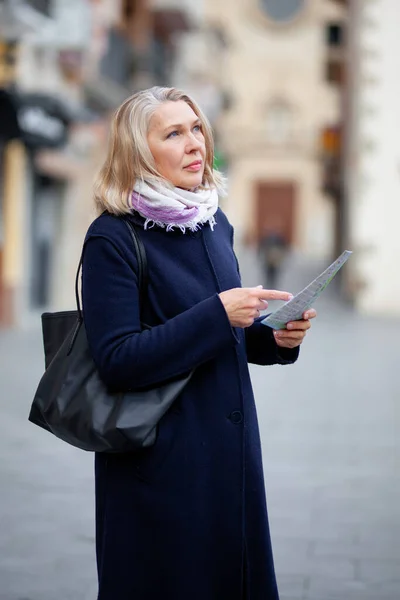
[147, 100, 206, 190]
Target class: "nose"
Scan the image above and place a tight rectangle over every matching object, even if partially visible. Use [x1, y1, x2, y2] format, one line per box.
[185, 131, 202, 152]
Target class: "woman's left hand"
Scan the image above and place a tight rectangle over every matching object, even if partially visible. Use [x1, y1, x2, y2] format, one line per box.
[273, 308, 317, 349]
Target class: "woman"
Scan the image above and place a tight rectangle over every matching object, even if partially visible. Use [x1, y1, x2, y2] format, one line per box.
[82, 86, 316, 600]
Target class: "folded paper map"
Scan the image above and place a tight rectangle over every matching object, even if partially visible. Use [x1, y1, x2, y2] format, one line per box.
[261, 250, 353, 330]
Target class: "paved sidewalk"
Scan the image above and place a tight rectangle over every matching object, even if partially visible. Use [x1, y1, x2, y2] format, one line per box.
[0, 251, 399, 600]
[0, 329, 97, 600]
[244, 248, 400, 600]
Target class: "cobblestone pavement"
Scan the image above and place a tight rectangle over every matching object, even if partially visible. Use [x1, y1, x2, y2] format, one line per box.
[0, 251, 399, 600]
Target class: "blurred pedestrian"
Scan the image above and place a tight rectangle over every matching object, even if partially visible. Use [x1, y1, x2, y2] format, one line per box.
[259, 224, 288, 289]
[82, 86, 317, 600]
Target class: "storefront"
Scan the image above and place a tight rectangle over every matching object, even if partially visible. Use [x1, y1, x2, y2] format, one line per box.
[0, 89, 70, 326]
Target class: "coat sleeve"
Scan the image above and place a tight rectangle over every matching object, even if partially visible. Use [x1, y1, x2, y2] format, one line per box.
[245, 318, 299, 366]
[81, 234, 239, 391]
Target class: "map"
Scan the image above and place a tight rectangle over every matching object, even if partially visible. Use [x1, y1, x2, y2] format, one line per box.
[261, 250, 353, 330]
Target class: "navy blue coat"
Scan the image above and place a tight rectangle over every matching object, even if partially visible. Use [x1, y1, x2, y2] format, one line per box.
[82, 208, 299, 600]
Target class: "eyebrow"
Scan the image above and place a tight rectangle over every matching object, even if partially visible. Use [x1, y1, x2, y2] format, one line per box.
[163, 118, 201, 132]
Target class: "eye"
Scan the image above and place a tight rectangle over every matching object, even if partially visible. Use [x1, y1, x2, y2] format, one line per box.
[193, 124, 202, 133]
[167, 130, 179, 139]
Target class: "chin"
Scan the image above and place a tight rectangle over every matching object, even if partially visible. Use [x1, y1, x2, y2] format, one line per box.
[181, 175, 204, 190]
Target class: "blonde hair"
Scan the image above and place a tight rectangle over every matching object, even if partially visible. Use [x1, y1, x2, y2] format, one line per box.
[94, 86, 225, 215]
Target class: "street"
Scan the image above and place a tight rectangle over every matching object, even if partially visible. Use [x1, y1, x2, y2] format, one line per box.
[0, 252, 399, 600]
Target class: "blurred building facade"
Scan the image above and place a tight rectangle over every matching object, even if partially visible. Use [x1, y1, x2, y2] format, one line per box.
[0, 0, 204, 327]
[344, 0, 400, 315]
[0, 0, 82, 327]
[203, 0, 348, 260]
[3, 0, 397, 324]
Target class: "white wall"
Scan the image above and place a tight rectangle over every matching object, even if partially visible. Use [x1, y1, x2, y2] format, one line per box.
[348, 0, 400, 314]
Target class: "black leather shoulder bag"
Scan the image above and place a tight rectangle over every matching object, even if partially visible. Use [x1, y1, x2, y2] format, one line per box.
[28, 217, 193, 452]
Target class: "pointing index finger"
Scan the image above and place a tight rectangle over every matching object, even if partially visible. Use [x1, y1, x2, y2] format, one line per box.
[252, 289, 293, 302]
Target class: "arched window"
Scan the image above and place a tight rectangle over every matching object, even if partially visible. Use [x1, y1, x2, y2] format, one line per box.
[259, 0, 305, 23]
[265, 100, 293, 144]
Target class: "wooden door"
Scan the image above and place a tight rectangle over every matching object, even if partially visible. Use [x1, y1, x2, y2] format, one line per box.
[255, 181, 296, 246]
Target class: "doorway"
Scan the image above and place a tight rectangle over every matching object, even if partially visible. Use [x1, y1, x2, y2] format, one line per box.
[255, 181, 296, 246]
[29, 174, 64, 309]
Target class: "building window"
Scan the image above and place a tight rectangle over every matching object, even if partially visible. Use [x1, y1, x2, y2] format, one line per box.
[0, 41, 18, 86]
[34, 46, 47, 70]
[326, 23, 344, 47]
[26, 0, 52, 17]
[123, 0, 137, 21]
[326, 59, 345, 85]
[100, 28, 136, 86]
[259, 0, 305, 23]
[265, 101, 293, 144]
[321, 125, 341, 157]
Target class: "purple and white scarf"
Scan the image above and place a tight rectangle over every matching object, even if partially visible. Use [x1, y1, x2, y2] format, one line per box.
[130, 180, 219, 233]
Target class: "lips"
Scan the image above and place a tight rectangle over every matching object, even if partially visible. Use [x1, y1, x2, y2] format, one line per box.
[184, 160, 203, 172]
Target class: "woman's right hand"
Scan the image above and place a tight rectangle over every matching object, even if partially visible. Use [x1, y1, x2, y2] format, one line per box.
[218, 286, 293, 328]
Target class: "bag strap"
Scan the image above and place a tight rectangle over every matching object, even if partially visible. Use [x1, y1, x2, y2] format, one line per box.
[74, 216, 148, 322]
[123, 218, 148, 308]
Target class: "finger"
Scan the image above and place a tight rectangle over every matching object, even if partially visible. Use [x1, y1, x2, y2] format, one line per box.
[256, 299, 268, 311]
[248, 298, 269, 312]
[303, 309, 317, 320]
[275, 330, 306, 341]
[273, 334, 301, 348]
[254, 286, 270, 306]
[275, 339, 301, 349]
[250, 288, 293, 302]
[286, 320, 312, 331]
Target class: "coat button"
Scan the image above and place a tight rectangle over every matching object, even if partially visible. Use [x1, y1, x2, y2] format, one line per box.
[229, 411, 243, 424]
